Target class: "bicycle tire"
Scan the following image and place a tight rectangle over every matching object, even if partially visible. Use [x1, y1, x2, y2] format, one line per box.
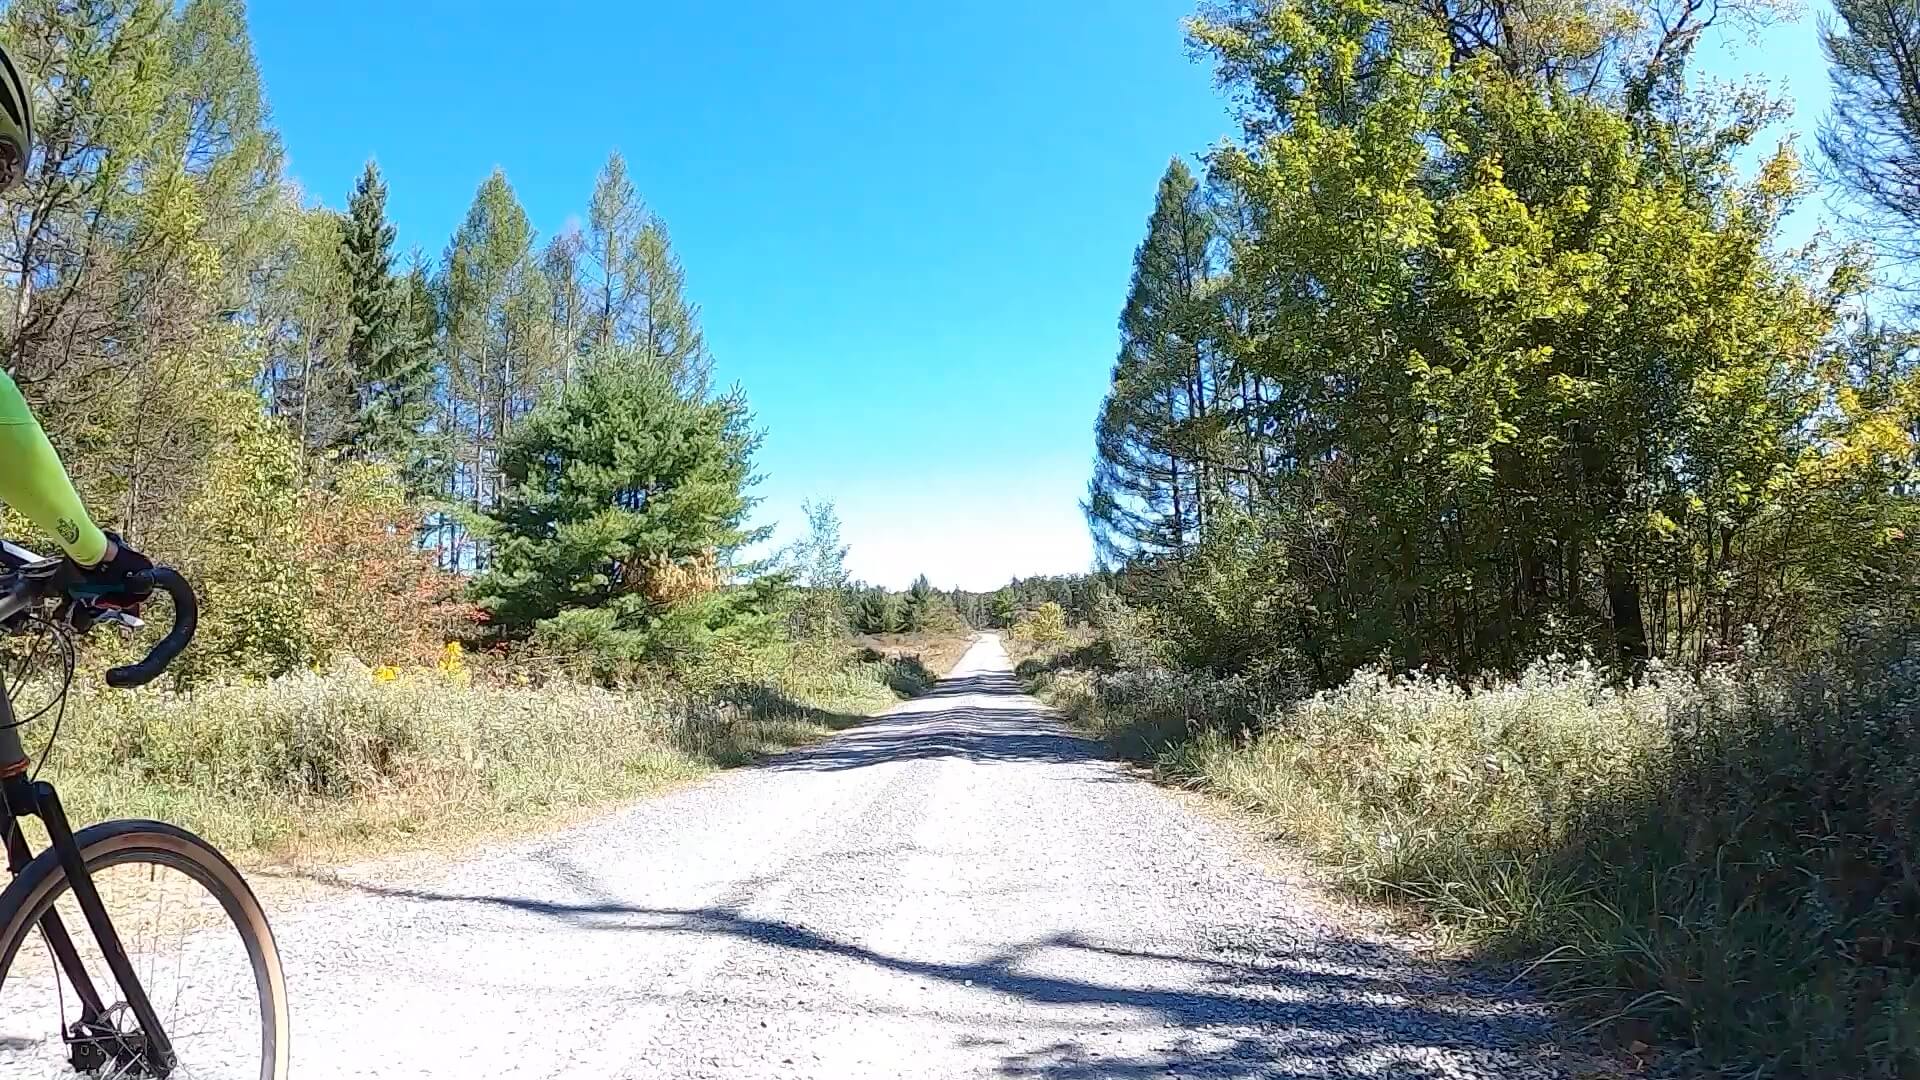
[0, 819, 288, 1079]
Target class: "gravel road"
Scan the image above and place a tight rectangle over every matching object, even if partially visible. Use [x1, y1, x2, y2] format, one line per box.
[6, 634, 1567, 1078]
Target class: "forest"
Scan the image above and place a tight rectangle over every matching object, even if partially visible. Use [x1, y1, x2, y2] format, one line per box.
[1041, 0, 1920, 1074]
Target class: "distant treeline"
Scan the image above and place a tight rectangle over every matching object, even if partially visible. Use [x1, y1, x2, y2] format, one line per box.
[840, 574, 1100, 634]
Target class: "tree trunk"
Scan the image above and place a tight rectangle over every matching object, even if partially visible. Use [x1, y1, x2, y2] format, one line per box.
[1605, 557, 1650, 670]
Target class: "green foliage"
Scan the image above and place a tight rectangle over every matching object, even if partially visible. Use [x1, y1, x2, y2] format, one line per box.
[471, 347, 760, 655]
[853, 587, 902, 635]
[1140, 507, 1307, 682]
[1013, 601, 1069, 646]
[585, 150, 713, 391]
[988, 587, 1018, 629]
[1088, 587, 1171, 670]
[842, 575, 971, 636]
[1060, 5, 1920, 1075]
[1092, 0, 1915, 684]
[782, 499, 851, 642]
[258, 202, 353, 466]
[787, 499, 851, 590]
[174, 387, 313, 679]
[900, 575, 935, 631]
[948, 574, 1100, 628]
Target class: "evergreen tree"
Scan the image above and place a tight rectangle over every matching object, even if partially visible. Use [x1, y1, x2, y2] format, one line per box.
[989, 587, 1018, 629]
[901, 574, 935, 631]
[1084, 159, 1224, 563]
[340, 162, 435, 486]
[471, 347, 759, 638]
[855, 587, 900, 634]
[1821, 0, 1920, 281]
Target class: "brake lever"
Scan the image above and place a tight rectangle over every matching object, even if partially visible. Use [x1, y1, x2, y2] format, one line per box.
[50, 598, 142, 634]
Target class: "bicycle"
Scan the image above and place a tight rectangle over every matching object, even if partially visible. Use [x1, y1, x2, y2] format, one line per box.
[0, 539, 288, 1078]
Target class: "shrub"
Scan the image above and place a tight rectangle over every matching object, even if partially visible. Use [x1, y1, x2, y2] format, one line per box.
[1135, 508, 1311, 679]
[1014, 601, 1069, 646]
[1089, 587, 1169, 669]
[298, 462, 481, 668]
[132, 428, 477, 680]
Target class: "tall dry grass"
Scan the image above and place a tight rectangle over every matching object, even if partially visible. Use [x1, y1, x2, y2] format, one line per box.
[18, 645, 927, 859]
[1031, 629, 1920, 1077]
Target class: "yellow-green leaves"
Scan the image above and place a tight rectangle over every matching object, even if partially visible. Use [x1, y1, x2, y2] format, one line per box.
[1151, 0, 1898, 675]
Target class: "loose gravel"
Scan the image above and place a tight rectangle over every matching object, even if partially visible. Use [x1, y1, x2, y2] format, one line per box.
[1, 635, 1567, 1078]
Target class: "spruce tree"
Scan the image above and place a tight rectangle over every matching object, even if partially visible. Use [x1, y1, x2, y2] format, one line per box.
[339, 161, 434, 487]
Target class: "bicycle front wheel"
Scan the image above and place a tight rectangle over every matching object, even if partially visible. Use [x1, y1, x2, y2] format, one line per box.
[0, 819, 287, 1079]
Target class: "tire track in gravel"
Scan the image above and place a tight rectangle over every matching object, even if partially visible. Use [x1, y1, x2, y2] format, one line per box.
[109, 634, 1572, 1078]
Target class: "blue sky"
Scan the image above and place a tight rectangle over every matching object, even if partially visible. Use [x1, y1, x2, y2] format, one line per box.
[247, 0, 1840, 591]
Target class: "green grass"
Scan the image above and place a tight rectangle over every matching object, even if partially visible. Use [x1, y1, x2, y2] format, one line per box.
[18, 645, 927, 861]
[1027, 632, 1920, 1078]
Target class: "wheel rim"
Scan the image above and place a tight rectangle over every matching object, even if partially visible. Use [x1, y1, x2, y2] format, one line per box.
[0, 846, 278, 1079]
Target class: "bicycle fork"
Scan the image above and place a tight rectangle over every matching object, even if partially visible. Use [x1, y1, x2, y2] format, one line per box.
[1, 733, 176, 1076]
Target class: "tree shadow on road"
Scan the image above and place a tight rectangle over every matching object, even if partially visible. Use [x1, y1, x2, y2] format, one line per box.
[287, 870, 1559, 1079]
[717, 683, 875, 734]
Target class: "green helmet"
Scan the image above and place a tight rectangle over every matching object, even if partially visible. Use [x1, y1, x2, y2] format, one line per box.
[0, 40, 30, 192]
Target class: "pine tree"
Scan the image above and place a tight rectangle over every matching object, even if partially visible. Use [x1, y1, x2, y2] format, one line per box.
[1084, 159, 1223, 563]
[855, 587, 901, 635]
[989, 588, 1018, 629]
[901, 574, 936, 631]
[1821, 0, 1920, 280]
[339, 162, 435, 487]
[471, 347, 758, 638]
